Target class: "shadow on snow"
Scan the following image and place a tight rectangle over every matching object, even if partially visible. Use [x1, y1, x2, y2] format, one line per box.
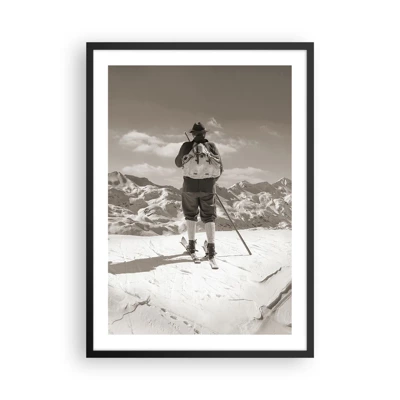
[108, 252, 191, 275]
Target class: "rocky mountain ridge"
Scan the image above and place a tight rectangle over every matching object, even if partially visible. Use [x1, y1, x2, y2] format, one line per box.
[108, 171, 292, 236]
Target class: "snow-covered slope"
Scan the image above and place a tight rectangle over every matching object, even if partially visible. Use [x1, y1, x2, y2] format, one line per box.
[108, 172, 292, 236]
[108, 228, 291, 334]
[108, 172, 183, 235]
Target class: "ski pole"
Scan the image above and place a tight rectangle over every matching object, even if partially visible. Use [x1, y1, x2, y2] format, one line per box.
[215, 193, 252, 255]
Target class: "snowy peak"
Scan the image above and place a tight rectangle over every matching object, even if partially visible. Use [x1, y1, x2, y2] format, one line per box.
[125, 174, 159, 187]
[272, 177, 292, 195]
[108, 172, 292, 236]
[229, 180, 251, 190]
[248, 181, 276, 194]
[108, 171, 138, 188]
[108, 171, 128, 185]
[273, 177, 292, 187]
[228, 180, 277, 196]
[216, 185, 238, 201]
[238, 180, 252, 187]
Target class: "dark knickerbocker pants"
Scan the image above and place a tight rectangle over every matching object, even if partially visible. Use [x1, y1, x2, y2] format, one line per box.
[182, 192, 216, 223]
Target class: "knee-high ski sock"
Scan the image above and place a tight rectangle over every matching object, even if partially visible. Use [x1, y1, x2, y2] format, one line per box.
[205, 222, 215, 244]
[186, 220, 196, 241]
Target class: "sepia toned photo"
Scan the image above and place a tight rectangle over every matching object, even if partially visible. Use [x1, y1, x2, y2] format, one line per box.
[87, 43, 313, 356]
[107, 65, 292, 335]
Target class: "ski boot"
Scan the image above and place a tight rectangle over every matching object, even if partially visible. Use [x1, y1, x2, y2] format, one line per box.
[207, 242, 216, 260]
[188, 239, 197, 255]
[205, 242, 218, 269]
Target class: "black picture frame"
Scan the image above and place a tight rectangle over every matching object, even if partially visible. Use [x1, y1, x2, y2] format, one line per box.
[87, 42, 314, 358]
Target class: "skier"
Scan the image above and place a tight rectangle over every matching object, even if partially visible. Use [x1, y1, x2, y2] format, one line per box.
[175, 122, 223, 264]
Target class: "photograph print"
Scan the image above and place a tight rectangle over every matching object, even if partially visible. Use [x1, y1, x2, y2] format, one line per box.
[88, 43, 313, 357]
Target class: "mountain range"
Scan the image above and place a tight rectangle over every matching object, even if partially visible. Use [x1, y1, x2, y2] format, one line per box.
[108, 171, 292, 236]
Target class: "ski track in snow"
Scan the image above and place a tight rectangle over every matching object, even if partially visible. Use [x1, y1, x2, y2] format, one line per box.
[108, 228, 291, 335]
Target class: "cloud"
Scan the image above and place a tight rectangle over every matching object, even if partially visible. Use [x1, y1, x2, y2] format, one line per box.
[119, 130, 181, 157]
[156, 142, 182, 157]
[260, 124, 281, 137]
[122, 163, 183, 188]
[207, 117, 223, 130]
[164, 133, 188, 141]
[205, 118, 227, 138]
[122, 163, 175, 177]
[118, 128, 257, 161]
[212, 130, 226, 138]
[121, 164, 271, 191]
[119, 130, 163, 146]
[229, 137, 258, 147]
[213, 138, 258, 156]
[218, 167, 270, 188]
[269, 130, 281, 137]
[216, 143, 238, 155]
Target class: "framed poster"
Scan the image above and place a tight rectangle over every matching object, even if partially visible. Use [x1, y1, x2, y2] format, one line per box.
[87, 42, 314, 357]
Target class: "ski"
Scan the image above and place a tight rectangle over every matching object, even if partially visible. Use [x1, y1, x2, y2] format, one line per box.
[202, 240, 219, 270]
[180, 237, 201, 264]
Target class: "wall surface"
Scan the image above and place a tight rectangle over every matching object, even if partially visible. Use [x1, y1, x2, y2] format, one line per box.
[1, 1, 399, 399]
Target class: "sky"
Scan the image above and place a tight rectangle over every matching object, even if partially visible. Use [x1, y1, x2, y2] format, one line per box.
[109, 66, 291, 189]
